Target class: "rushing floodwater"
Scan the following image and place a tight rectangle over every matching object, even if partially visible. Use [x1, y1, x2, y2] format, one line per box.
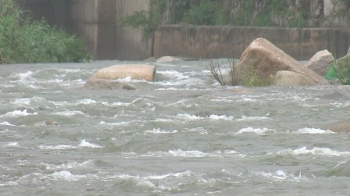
[0, 59, 350, 196]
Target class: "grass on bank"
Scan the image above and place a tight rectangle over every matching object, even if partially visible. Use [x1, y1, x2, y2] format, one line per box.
[0, 0, 91, 64]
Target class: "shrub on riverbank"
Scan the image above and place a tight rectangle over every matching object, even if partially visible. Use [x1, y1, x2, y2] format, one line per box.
[332, 57, 350, 85]
[208, 59, 270, 87]
[0, 0, 91, 64]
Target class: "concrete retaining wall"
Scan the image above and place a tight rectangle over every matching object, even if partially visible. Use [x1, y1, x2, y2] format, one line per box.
[16, 0, 152, 60]
[13, 1, 350, 61]
[65, 0, 117, 59]
[115, 0, 152, 60]
[154, 25, 350, 60]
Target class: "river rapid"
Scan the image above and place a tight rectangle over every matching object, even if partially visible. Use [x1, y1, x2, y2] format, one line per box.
[0, 59, 350, 196]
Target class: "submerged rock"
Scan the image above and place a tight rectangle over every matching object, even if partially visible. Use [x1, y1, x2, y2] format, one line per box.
[84, 78, 136, 90]
[327, 121, 350, 133]
[33, 119, 60, 127]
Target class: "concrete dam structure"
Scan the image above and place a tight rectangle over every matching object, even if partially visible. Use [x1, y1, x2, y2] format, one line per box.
[15, 0, 350, 61]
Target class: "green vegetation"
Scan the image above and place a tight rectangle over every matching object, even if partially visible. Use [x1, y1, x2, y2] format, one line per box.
[332, 57, 350, 85]
[119, 0, 329, 36]
[119, 0, 166, 38]
[0, 0, 91, 64]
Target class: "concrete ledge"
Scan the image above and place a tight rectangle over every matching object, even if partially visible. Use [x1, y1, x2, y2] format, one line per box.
[154, 25, 350, 60]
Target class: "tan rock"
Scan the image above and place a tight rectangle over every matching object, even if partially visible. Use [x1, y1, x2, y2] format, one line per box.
[156, 56, 181, 62]
[327, 121, 350, 133]
[84, 78, 136, 90]
[304, 50, 334, 76]
[234, 38, 329, 85]
[273, 70, 317, 86]
[92, 64, 156, 82]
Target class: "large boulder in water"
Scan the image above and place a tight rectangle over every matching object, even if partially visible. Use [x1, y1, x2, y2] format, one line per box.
[304, 49, 334, 76]
[92, 64, 156, 82]
[84, 78, 136, 90]
[273, 70, 317, 86]
[234, 38, 329, 86]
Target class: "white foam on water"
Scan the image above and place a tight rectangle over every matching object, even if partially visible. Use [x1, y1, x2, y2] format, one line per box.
[49, 100, 72, 106]
[61, 69, 81, 73]
[144, 128, 178, 134]
[176, 113, 204, 120]
[76, 98, 97, 105]
[106, 170, 193, 190]
[0, 84, 15, 88]
[0, 181, 18, 187]
[99, 121, 130, 126]
[135, 179, 157, 189]
[11, 98, 31, 106]
[0, 121, 15, 126]
[253, 169, 306, 182]
[11, 97, 48, 108]
[40, 160, 93, 170]
[157, 70, 189, 80]
[145, 170, 193, 180]
[186, 127, 209, 135]
[0, 129, 15, 133]
[211, 98, 234, 103]
[155, 87, 198, 91]
[107, 101, 131, 107]
[153, 118, 174, 123]
[53, 110, 85, 116]
[0, 110, 38, 118]
[39, 144, 78, 150]
[273, 147, 350, 157]
[167, 99, 199, 108]
[235, 127, 275, 135]
[11, 71, 33, 79]
[330, 102, 350, 108]
[166, 149, 243, 158]
[209, 114, 234, 121]
[78, 139, 103, 148]
[47, 170, 89, 181]
[3, 142, 20, 148]
[292, 127, 335, 134]
[142, 150, 211, 158]
[44, 79, 64, 84]
[236, 97, 258, 102]
[236, 115, 270, 122]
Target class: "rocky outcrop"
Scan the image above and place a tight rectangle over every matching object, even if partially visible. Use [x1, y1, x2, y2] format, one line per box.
[234, 38, 329, 86]
[92, 64, 156, 82]
[273, 70, 317, 86]
[84, 78, 136, 90]
[305, 50, 334, 76]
